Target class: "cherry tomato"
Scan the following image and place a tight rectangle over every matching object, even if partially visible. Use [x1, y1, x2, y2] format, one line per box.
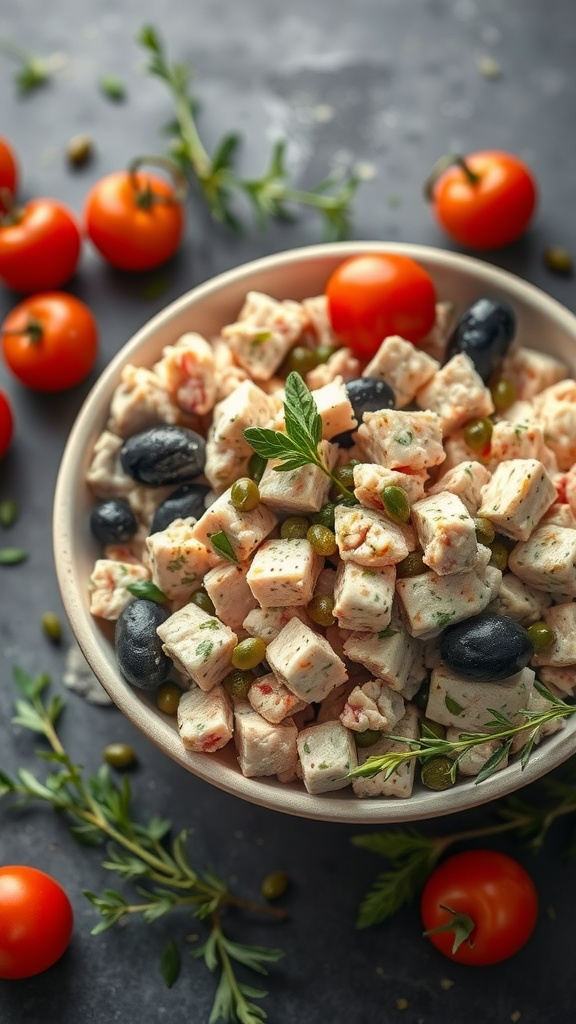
[428, 151, 537, 250]
[421, 849, 538, 966]
[0, 137, 18, 214]
[325, 253, 437, 357]
[2, 292, 98, 392]
[84, 168, 185, 271]
[0, 198, 82, 294]
[0, 865, 74, 979]
[0, 387, 14, 458]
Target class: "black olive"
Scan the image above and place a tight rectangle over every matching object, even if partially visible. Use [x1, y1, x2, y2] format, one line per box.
[115, 599, 172, 689]
[439, 614, 533, 682]
[120, 426, 206, 486]
[445, 298, 516, 382]
[90, 499, 138, 545]
[333, 377, 396, 447]
[150, 483, 211, 534]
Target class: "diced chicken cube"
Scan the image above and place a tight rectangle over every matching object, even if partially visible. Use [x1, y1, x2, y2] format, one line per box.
[177, 685, 233, 752]
[509, 525, 576, 596]
[541, 502, 576, 530]
[531, 602, 576, 666]
[146, 518, 215, 603]
[310, 378, 357, 440]
[247, 672, 307, 723]
[128, 484, 178, 529]
[532, 380, 576, 470]
[353, 463, 427, 512]
[343, 623, 422, 694]
[488, 572, 551, 625]
[211, 336, 249, 400]
[107, 365, 184, 438]
[153, 333, 217, 415]
[500, 346, 568, 401]
[301, 294, 341, 349]
[416, 353, 494, 436]
[340, 678, 405, 733]
[477, 459, 556, 542]
[426, 665, 535, 732]
[488, 418, 557, 473]
[362, 335, 439, 409]
[445, 728, 508, 777]
[221, 291, 307, 380]
[89, 558, 150, 620]
[258, 441, 337, 515]
[334, 504, 414, 567]
[427, 461, 491, 516]
[156, 604, 237, 691]
[242, 605, 310, 641]
[266, 617, 348, 703]
[246, 539, 322, 607]
[538, 665, 576, 697]
[203, 561, 259, 632]
[234, 702, 299, 777]
[438, 429, 484, 476]
[191, 487, 277, 562]
[396, 566, 498, 639]
[333, 561, 395, 631]
[306, 347, 361, 390]
[510, 686, 566, 753]
[316, 680, 357, 724]
[297, 720, 357, 794]
[204, 381, 277, 492]
[357, 409, 445, 471]
[411, 491, 478, 575]
[86, 430, 134, 499]
[419, 300, 456, 362]
[351, 704, 420, 798]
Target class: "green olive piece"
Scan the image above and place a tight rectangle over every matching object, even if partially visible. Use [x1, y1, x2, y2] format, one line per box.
[248, 452, 267, 484]
[420, 756, 456, 791]
[231, 637, 267, 671]
[231, 477, 260, 512]
[527, 620, 556, 653]
[311, 502, 336, 531]
[543, 245, 574, 276]
[261, 870, 290, 901]
[396, 550, 427, 578]
[41, 611, 62, 643]
[191, 588, 216, 615]
[281, 346, 318, 376]
[280, 516, 310, 540]
[463, 416, 493, 453]
[314, 344, 337, 365]
[330, 461, 358, 498]
[307, 594, 336, 627]
[66, 133, 94, 166]
[155, 682, 182, 715]
[103, 743, 137, 769]
[488, 540, 509, 572]
[381, 485, 411, 524]
[306, 524, 337, 557]
[355, 728, 383, 748]
[222, 668, 256, 700]
[490, 378, 517, 413]
[474, 517, 496, 546]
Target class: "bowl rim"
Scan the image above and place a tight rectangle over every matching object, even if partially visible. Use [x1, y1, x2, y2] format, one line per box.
[54, 240, 576, 824]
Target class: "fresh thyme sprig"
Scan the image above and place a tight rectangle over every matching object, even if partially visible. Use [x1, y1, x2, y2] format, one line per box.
[137, 24, 359, 238]
[349, 681, 576, 785]
[1, 667, 286, 1024]
[244, 371, 355, 500]
[0, 37, 64, 94]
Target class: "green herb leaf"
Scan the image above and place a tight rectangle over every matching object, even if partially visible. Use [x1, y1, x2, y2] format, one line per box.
[0, 37, 55, 94]
[208, 530, 238, 564]
[444, 694, 464, 716]
[352, 831, 439, 927]
[377, 627, 398, 640]
[160, 939, 181, 988]
[0, 499, 18, 528]
[126, 580, 169, 604]
[0, 547, 28, 565]
[100, 74, 126, 101]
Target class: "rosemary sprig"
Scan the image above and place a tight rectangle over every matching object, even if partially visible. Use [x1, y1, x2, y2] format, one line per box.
[244, 371, 355, 500]
[137, 24, 359, 238]
[0, 37, 62, 94]
[350, 681, 576, 784]
[2, 667, 285, 1024]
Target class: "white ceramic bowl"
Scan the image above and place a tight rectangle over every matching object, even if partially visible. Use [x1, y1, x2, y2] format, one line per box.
[54, 241, 576, 824]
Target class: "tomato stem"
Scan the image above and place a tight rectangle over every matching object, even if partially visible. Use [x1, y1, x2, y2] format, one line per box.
[423, 903, 475, 954]
[0, 187, 24, 226]
[423, 153, 481, 201]
[127, 155, 188, 209]
[2, 318, 44, 344]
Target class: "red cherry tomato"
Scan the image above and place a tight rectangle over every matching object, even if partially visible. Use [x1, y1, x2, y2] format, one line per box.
[84, 168, 185, 271]
[0, 865, 74, 979]
[0, 137, 18, 214]
[0, 387, 13, 458]
[0, 198, 82, 293]
[325, 253, 437, 357]
[429, 151, 537, 250]
[2, 292, 98, 392]
[421, 850, 538, 966]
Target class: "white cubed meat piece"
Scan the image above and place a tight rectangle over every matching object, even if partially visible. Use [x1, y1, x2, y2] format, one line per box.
[438, 429, 484, 476]
[333, 561, 395, 632]
[419, 301, 456, 362]
[311, 379, 357, 440]
[489, 418, 557, 473]
[477, 459, 556, 542]
[510, 687, 566, 754]
[362, 335, 439, 409]
[541, 502, 576, 530]
[428, 461, 492, 516]
[416, 353, 494, 436]
[203, 561, 259, 632]
[177, 685, 233, 753]
[297, 720, 357, 794]
[343, 623, 422, 694]
[532, 380, 576, 471]
[306, 347, 361, 389]
[107, 365, 184, 438]
[203, 381, 277, 492]
[500, 346, 568, 401]
[340, 678, 405, 733]
[508, 525, 576, 596]
[211, 336, 249, 401]
[146, 518, 215, 604]
[445, 728, 509, 777]
[128, 484, 178, 529]
[246, 539, 323, 607]
[488, 573, 552, 625]
[352, 704, 420, 799]
[357, 409, 445, 471]
[426, 665, 535, 732]
[233, 702, 299, 777]
[156, 604, 237, 691]
[258, 441, 337, 515]
[221, 291, 307, 380]
[353, 462, 427, 512]
[266, 617, 348, 702]
[396, 567, 497, 639]
[411, 491, 479, 576]
[531, 602, 576, 666]
[538, 665, 576, 697]
[153, 333, 217, 416]
[301, 294, 340, 347]
[316, 680, 357, 724]
[89, 559, 150, 620]
[242, 604, 310, 641]
[86, 430, 134, 499]
[191, 487, 277, 562]
[334, 504, 414, 568]
[247, 672, 307, 723]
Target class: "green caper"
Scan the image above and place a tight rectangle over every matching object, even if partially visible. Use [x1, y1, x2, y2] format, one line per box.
[281, 346, 318, 376]
[41, 611, 62, 644]
[490, 378, 517, 413]
[280, 516, 310, 540]
[248, 452, 267, 484]
[231, 477, 260, 512]
[420, 756, 456, 791]
[223, 668, 256, 700]
[474, 517, 496, 546]
[463, 416, 493, 453]
[261, 870, 290, 901]
[155, 682, 182, 715]
[311, 502, 336, 531]
[381, 485, 411, 524]
[103, 743, 137, 769]
[396, 550, 427, 578]
[420, 717, 446, 741]
[543, 245, 573, 276]
[231, 637, 267, 670]
[355, 728, 383, 748]
[488, 540, 509, 571]
[330, 461, 359, 500]
[306, 524, 337, 557]
[191, 588, 216, 615]
[66, 133, 94, 166]
[526, 620, 556, 653]
[307, 594, 335, 627]
[314, 344, 337, 365]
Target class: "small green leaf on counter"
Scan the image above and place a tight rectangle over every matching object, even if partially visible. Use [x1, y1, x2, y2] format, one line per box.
[0, 36, 57, 93]
[126, 580, 169, 604]
[0, 547, 27, 565]
[100, 74, 126, 101]
[160, 940, 181, 988]
[0, 499, 18, 528]
[208, 530, 239, 564]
